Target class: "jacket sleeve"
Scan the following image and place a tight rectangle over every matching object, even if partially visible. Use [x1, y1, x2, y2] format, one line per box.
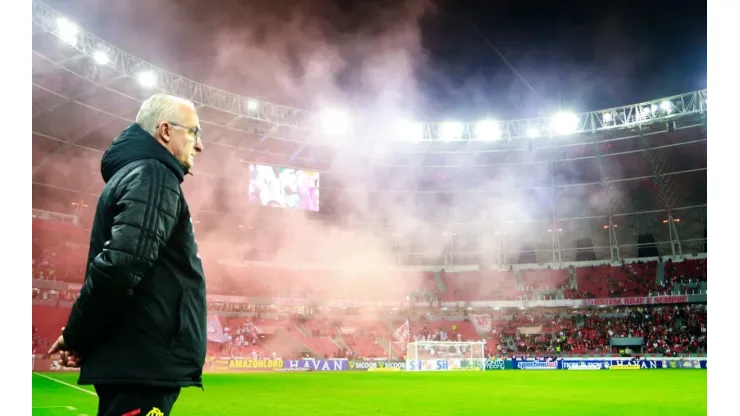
[63, 162, 182, 352]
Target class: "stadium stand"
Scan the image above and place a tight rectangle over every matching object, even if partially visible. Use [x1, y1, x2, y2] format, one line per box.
[31, 220, 709, 361]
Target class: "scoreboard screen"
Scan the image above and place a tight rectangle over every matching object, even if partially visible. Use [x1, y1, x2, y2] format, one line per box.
[248, 164, 320, 211]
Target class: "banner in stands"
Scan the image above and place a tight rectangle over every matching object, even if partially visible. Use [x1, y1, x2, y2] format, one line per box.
[656, 359, 707, 369]
[581, 295, 689, 307]
[206, 315, 227, 343]
[483, 359, 506, 370]
[470, 314, 492, 333]
[283, 359, 348, 371]
[208, 294, 249, 303]
[348, 361, 406, 371]
[207, 358, 284, 372]
[560, 360, 606, 370]
[450, 359, 485, 371]
[559, 358, 707, 370]
[517, 326, 542, 335]
[406, 360, 447, 371]
[199, 356, 705, 373]
[461, 293, 701, 309]
[511, 359, 559, 370]
[406, 359, 485, 371]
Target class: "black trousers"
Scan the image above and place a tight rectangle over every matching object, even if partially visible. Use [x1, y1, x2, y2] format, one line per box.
[94, 384, 181, 416]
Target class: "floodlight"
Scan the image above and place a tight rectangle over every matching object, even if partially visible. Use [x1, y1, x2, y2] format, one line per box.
[440, 122, 463, 141]
[395, 120, 423, 141]
[650, 104, 658, 113]
[474, 120, 501, 141]
[93, 51, 109, 65]
[319, 108, 352, 136]
[550, 111, 579, 135]
[137, 71, 157, 88]
[247, 100, 259, 111]
[660, 100, 672, 113]
[603, 112, 613, 123]
[56, 17, 79, 46]
[526, 126, 540, 138]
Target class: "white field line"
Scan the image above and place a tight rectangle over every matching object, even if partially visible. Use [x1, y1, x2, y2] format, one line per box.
[31, 406, 77, 410]
[32, 373, 97, 396]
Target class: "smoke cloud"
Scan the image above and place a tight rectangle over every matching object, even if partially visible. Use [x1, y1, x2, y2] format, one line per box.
[33, 0, 705, 328]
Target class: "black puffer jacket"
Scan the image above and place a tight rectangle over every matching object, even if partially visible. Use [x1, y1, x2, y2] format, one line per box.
[63, 123, 207, 388]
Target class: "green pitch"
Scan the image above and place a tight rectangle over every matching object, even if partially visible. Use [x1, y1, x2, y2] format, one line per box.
[32, 371, 707, 416]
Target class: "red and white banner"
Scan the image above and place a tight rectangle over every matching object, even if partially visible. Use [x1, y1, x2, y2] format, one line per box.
[206, 314, 227, 343]
[580, 295, 689, 307]
[470, 314, 492, 333]
[393, 319, 410, 343]
[517, 326, 543, 335]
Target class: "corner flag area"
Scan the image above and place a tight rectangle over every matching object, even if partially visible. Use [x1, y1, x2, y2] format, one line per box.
[33, 371, 706, 416]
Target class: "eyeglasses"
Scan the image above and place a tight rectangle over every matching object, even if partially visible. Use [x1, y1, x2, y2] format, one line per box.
[167, 121, 202, 140]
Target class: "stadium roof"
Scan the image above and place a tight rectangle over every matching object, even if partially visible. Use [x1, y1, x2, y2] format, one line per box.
[31, 0, 707, 266]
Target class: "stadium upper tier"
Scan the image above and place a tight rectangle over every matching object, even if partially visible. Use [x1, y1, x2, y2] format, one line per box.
[32, 0, 707, 264]
[33, 218, 706, 305]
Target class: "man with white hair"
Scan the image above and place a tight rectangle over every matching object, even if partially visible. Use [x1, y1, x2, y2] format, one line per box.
[49, 94, 206, 415]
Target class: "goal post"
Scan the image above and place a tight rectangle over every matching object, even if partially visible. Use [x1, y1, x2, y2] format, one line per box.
[405, 341, 485, 371]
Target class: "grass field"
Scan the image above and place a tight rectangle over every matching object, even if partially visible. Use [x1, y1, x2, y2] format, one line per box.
[32, 370, 707, 416]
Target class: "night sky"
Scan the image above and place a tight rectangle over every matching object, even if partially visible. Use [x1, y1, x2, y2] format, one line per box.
[45, 0, 706, 120]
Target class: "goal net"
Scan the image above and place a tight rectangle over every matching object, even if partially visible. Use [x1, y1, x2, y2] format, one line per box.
[405, 341, 485, 371]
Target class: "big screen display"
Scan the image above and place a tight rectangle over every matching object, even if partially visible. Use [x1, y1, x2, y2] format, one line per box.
[248, 164, 320, 211]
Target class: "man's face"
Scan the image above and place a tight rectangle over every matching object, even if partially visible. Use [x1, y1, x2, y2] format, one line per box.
[162, 105, 204, 170]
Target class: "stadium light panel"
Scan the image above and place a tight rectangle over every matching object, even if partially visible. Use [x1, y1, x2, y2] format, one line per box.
[136, 71, 157, 88]
[440, 122, 463, 142]
[56, 17, 79, 46]
[660, 100, 672, 113]
[93, 51, 110, 65]
[474, 120, 501, 141]
[550, 112, 579, 135]
[319, 108, 352, 136]
[603, 112, 613, 123]
[395, 120, 423, 141]
[526, 126, 540, 138]
[247, 100, 259, 111]
[639, 106, 651, 119]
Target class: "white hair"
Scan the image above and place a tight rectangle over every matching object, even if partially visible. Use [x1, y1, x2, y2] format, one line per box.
[135, 94, 196, 137]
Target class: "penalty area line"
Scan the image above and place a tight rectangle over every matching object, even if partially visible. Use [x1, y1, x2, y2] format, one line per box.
[31, 406, 77, 410]
[33, 372, 97, 397]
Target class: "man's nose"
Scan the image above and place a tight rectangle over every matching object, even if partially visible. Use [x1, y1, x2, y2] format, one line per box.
[195, 137, 204, 152]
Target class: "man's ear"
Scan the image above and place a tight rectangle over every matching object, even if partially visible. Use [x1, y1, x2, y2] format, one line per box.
[158, 121, 172, 144]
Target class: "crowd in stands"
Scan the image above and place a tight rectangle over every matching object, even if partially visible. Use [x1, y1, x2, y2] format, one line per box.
[666, 258, 707, 282]
[35, 290, 708, 360]
[485, 304, 706, 357]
